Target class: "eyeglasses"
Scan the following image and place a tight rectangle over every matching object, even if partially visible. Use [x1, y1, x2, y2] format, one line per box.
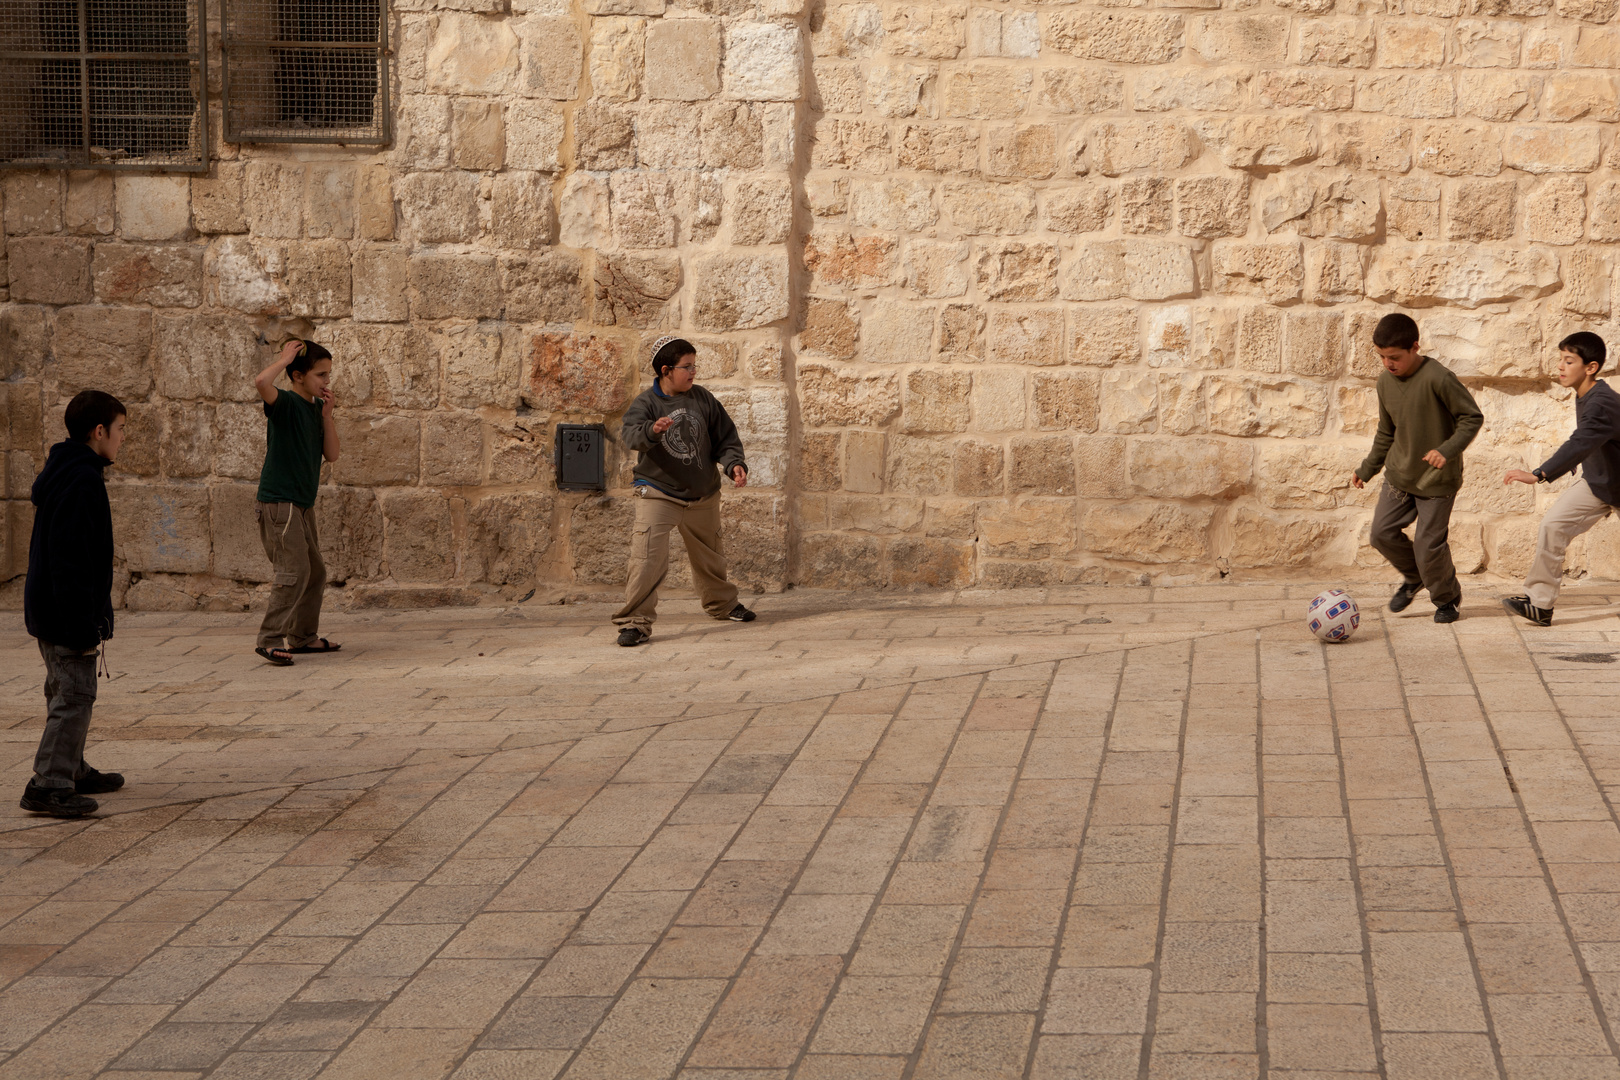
[672, 363, 696, 373]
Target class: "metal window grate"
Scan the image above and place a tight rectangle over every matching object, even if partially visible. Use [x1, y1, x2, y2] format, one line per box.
[222, 0, 389, 145]
[0, 0, 207, 170]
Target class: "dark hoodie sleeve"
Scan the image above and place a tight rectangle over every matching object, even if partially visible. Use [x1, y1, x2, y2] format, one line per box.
[47, 473, 112, 650]
[1435, 370, 1484, 462]
[708, 393, 747, 476]
[1541, 389, 1620, 482]
[620, 390, 659, 453]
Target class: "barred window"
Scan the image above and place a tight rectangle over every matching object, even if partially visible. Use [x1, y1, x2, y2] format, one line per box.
[0, 0, 208, 170]
[222, 0, 390, 145]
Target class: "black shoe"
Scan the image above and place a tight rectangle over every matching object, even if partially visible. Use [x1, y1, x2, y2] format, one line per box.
[1389, 583, 1422, 613]
[1502, 595, 1553, 627]
[727, 604, 756, 623]
[1434, 601, 1460, 624]
[76, 767, 124, 795]
[617, 627, 649, 647]
[20, 782, 98, 818]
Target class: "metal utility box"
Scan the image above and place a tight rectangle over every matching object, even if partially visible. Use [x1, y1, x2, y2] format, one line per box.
[554, 424, 607, 491]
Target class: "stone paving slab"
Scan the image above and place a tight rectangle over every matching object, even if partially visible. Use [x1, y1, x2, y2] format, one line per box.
[4, 583, 1620, 1079]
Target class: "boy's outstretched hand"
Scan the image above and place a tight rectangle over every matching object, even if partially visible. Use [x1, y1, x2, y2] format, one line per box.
[732, 466, 747, 488]
[1504, 469, 1537, 485]
[1422, 448, 1447, 469]
[1350, 473, 1364, 489]
[651, 416, 673, 435]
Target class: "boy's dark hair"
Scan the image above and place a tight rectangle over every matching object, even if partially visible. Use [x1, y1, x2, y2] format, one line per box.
[286, 340, 332, 378]
[652, 337, 696, 377]
[1560, 331, 1607, 372]
[63, 390, 127, 442]
[1373, 313, 1420, 350]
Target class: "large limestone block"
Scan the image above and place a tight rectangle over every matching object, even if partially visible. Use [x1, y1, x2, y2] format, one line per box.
[1388, 178, 1441, 241]
[381, 489, 456, 584]
[0, 306, 48, 381]
[209, 483, 272, 583]
[850, 178, 936, 232]
[590, 252, 675, 329]
[109, 483, 210, 573]
[867, 61, 934, 118]
[205, 237, 286, 315]
[980, 498, 1076, 559]
[91, 244, 202, 308]
[399, 172, 481, 244]
[1504, 125, 1603, 173]
[1130, 437, 1252, 499]
[812, 117, 890, 171]
[1226, 509, 1342, 569]
[591, 17, 645, 102]
[451, 100, 505, 170]
[1188, 14, 1289, 62]
[1456, 72, 1533, 123]
[440, 322, 518, 410]
[1320, 118, 1413, 173]
[1069, 308, 1141, 367]
[1176, 176, 1249, 239]
[1036, 69, 1124, 114]
[1306, 242, 1368, 304]
[1009, 435, 1076, 495]
[1194, 116, 1318, 169]
[1045, 11, 1183, 63]
[159, 402, 212, 479]
[1120, 178, 1171, 235]
[569, 494, 634, 585]
[1446, 178, 1516, 241]
[646, 19, 720, 101]
[325, 324, 439, 410]
[316, 485, 384, 583]
[333, 414, 421, 486]
[115, 176, 190, 241]
[974, 242, 1058, 302]
[1083, 502, 1212, 563]
[987, 308, 1063, 366]
[1043, 184, 1113, 234]
[519, 16, 583, 100]
[889, 536, 972, 589]
[508, 100, 566, 171]
[1100, 370, 1157, 434]
[469, 492, 553, 586]
[844, 430, 885, 493]
[1561, 250, 1611, 316]
[490, 172, 556, 251]
[1366, 245, 1560, 308]
[1147, 306, 1234, 370]
[242, 162, 305, 239]
[801, 297, 859, 359]
[901, 369, 971, 434]
[1524, 178, 1587, 245]
[191, 165, 246, 236]
[9, 237, 92, 305]
[1286, 311, 1345, 377]
[212, 404, 265, 480]
[50, 306, 152, 401]
[884, 3, 965, 59]
[799, 532, 885, 589]
[939, 182, 1036, 235]
[1208, 377, 1329, 438]
[953, 440, 1003, 496]
[1033, 371, 1100, 432]
[1416, 123, 1502, 177]
[394, 95, 453, 170]
[1135, 69, 1250, 113]
[410, 253, 502, 320]
[1355, 73, 1455, 119]
[524, 332, 631, 415]
[943, 65, 1031, 119]
[1212, 242, 1305, 303]
[711, 387, 789, 486]
[862, 299, 935, 364]
[305, 164, 357, 240]
[421, 411, 485, 487]
[693, 253, 790, 330]
[724, 22, 801, 101]
[799, 363, 901, 427]
[804, 233, 898, 289]
[1238, 306, 1283, 373]
[1257, 444, 1367, 509]
[1087, 120, 1193, 176]
[357, 165, 394, 241]
[4, 174, 62, 234]
[429, 13, 519, 94]
[352, 247, 409, 323]
[64, 174, 114, 237]
[284, 240, 352, 319]
[1254, 70, 1354, 112]
[155, 313, 260, 403]
[902, 240, 969, 299]
[1158, 374, 1205, 435]
[1421, 313, 1543, 379]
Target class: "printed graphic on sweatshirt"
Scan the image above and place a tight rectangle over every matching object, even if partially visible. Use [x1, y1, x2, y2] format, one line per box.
[659, 408, 701, 464]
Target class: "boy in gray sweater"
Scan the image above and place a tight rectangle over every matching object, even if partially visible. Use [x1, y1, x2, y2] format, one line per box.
[612, 336, 756, 646]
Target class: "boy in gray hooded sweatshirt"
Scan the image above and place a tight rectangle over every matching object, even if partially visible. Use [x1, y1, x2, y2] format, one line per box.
[612, 336, 756, 646]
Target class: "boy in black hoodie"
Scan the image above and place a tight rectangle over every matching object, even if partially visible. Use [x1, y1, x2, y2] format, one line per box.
[21, 390, 128, 818]
[612, 336, 756, 646]
[1502, 332, 1620, 626]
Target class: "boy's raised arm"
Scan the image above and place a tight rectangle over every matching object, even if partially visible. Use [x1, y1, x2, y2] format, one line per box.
[254, 340, 304, 405]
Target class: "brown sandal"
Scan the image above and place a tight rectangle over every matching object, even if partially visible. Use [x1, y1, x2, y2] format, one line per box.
[255, 646, 294, 666]
[290, 638, 341, 654]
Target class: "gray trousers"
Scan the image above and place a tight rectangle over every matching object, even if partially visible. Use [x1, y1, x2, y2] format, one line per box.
[32, 640, 99, 789]
[1370, 483, 1461, 606]
[257, 501, 326, 650]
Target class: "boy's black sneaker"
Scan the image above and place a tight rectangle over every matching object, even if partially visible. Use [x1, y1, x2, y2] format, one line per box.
[617, 627, 650, 647]
[1434, 601, 1460, 624]
[1502, 595, 1553, 627]
[1389, 583, 1422, 613]
[76, 767, 124, 795]
[20, 782, 98, 818]
[727, 604, 756, 622]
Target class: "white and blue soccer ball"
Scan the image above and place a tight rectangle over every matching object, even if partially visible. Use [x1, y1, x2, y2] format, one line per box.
[1307, 589, 1360, 643]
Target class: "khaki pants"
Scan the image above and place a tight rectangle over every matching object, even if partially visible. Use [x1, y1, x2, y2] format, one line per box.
[613, 487, 738, 630]
[257, 501, 326, 650]
[1525, 478, 1614, 609]
[1370, 483, 1461, 606]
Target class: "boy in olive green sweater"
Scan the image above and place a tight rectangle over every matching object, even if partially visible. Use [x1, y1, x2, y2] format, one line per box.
[1351, 313, 1483, 623]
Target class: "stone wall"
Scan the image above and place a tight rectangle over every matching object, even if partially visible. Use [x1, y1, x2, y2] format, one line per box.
[3, 0, 1620, 607]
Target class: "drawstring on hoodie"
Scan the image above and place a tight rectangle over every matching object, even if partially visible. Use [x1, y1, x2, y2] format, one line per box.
[97, 640, 110, 680]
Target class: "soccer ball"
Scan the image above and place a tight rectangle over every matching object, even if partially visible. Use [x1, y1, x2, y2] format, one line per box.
[1307, 589, 1360, 643]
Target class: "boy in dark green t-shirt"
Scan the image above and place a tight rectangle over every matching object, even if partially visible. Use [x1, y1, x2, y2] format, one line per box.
[253, 339, 342, 665]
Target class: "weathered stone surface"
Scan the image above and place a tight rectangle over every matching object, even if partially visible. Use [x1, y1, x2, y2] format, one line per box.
[1421, 313, 1543, 379]
[1257, 444, 1366, 510]
[334, 414, 421, 487]
[591, 17, 645, 102]
[115, 176, 190, 241]
[508, 100, 567, 171]
[428, 13, 520, 95]
[902, 369, 970, 434]
[1504, 125, 1603, 173]
[1046, 12, 1184, 64]
[520, 15, 583, 99]
[804, 233, 898, 289]
[284, 240, 353, 319]
[1207, 377, 1329, 438]
[939, 182, 1036, 236]
[801, 297, 859, 359]
[352, 247, 410, 323]
[1119, 178, 1171, 236]
[1044, 185, 1112, 234]
[381, 489, 455, 583]
[974, 242, 1058, 302]
[862, 300, 934, 365]
[1446, 178, 1516, 241]
[1212, 242, 1305, 303]
[1285, 311, 1345, 377]
[732, 178, 794, 245]
[1389, 178, 1441, 241]
[1176, 176, 1249, 239]
[1194, 117, 1318, 169]
[50, 306, 152, 401]
[1087, 120, 1195, 177]
[421, 412, 485, 487]
[591, 253, 675, 329]
[523, 333, 630, 415]
[693, 253, 790, 330]
[1033, 371, 1100, 433]
[4, 173, 62, 235]
[1524, 178, 1587, 245]
[410, 253, 502, 320]
[155, 314, 260, 403]
[800, 363, 901, 427]
[452, 99, 505, 170]
[724, 21, 802, 101]
[1367, 245, 1560, 308]
[986, 308, 1062, 367]
[469, 492, 553, 586]
[399, 171, 481, 244]
[1069, 308, 1141, 367]
[110, 483, 211, 574]
[943, 66, 1031, 120]
[1130, 438, 1251, 499]
[1226, 509, 1342, 568]
[191, 165, 246, 235]
[1100, 371, 1158, 434]
[9, 237, 92, 305]
[1083, 502, 1212, 563]
[92, 245, 202, 308]
[439, 323, 517, 410]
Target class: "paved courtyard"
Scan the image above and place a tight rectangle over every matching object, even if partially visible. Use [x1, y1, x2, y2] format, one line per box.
[4, 583, 1620, 1080]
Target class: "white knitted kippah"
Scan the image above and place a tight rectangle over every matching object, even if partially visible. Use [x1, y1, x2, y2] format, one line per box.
[651, 333, 683, 356]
